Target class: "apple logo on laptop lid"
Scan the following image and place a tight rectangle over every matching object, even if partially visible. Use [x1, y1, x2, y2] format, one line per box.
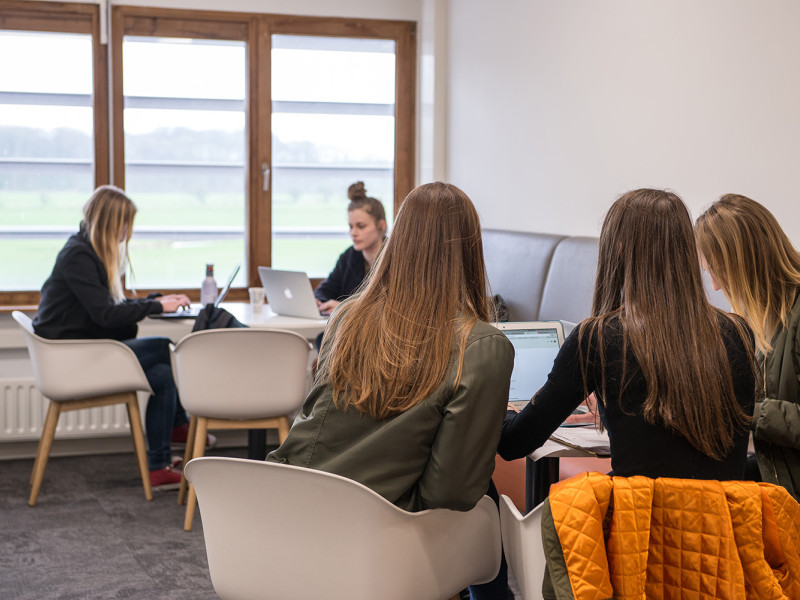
[284, 288, 293, 299]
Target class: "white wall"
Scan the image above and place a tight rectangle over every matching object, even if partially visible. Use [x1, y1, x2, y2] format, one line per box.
[447, 0, 800, 243]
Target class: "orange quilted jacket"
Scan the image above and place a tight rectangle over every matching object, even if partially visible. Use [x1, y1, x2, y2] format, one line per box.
[541, 472, 800, 600]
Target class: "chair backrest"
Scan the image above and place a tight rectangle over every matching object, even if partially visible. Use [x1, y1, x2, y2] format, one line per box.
[537, 236, 599, 323]
[171, 328, 311, 419]
[186, 457, 502, 600]
[499, 494, 546, 600]
[11, 311, 151, 401]
[483, 229, 566, 322]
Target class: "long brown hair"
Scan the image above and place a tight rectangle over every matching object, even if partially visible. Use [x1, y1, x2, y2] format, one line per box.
[82, 185, 136, 302]
[581, 188, 752, 460]
[695, 194, 800, 354]
[320, 182, 492, 420]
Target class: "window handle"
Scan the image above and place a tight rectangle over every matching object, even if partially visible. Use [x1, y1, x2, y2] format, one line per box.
[262, 163, 271, 191]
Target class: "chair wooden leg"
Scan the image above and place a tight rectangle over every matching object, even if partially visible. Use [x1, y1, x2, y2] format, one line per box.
[184, 417, 208, 531]
[29, 401, 61, 506]
[277, 415, 291, 444]
[125, 394, 153, 501]
[178, 415, 198, 506]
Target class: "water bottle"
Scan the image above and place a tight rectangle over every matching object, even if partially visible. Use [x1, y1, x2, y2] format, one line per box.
[200, 263, 218, 306]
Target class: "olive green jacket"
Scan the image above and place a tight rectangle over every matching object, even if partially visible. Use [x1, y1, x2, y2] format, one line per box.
[753, 289, 800, 501]
[267, 320, 515, 512]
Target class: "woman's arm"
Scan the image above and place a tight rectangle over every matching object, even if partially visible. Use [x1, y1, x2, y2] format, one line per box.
[498, 327, 594, 461]
[63, 248, 162, 327]
[314, 251, 350, 303]
[415, 331, 515, 511]
[752, 324, 800, 448]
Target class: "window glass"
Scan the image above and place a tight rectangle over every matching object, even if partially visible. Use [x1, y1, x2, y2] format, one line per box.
[122, 37, 247, 290]
[0, 30, 94, 291]
[271, 35, 395, 277]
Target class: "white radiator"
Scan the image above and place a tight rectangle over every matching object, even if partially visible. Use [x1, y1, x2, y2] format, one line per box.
[1, 377, 132, 442]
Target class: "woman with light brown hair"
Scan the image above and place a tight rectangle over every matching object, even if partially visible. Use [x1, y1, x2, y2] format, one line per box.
[500, 189, 757, 482]
[34, 185, 192, 490]
[696, 194, 800, 499]
[269, 182, 514, 513]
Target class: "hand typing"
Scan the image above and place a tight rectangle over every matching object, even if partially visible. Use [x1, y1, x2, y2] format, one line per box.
[158, 294, 191, 313]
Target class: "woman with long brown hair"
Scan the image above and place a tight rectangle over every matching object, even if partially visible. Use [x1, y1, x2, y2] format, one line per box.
[696, 194, 800, 499]
[499, 189, 756, 481]
[268, 182, 514, 513]
[34, 185, 192, 489]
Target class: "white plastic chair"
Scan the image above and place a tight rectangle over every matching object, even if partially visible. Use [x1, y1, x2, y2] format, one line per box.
[500, 494, 546, 600]
[12, 311, 153, 506]
[170, 327, 312, 531]
[185, 456, 502, 600]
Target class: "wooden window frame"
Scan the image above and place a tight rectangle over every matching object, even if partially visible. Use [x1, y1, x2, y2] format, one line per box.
[0, 0, 108, 307]
[1, 3, 416, 307]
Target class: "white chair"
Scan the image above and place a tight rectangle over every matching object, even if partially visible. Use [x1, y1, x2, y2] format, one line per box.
[11, 311, 153, 506]
[185, 456, 502, 600]
[170, 327, 312, 531]
[500, 494, 546, 600]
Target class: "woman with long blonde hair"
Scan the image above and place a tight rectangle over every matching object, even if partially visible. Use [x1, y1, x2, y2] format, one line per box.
[696, 194, 800, 499]
[500, 189, 756, 482]
[34, 185, 192, 489]
[268, 182, 514, 513]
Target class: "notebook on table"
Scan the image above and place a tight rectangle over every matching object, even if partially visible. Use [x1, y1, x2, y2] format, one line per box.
[257, 267, 325, 320]
[150, 263, 240, 320]
[495, 321, 565, 412]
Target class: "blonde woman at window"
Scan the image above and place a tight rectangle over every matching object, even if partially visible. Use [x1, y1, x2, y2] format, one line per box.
[33, 185, 192, 490]
[696, 194, 800, 500]
[314, 181, 387, 316]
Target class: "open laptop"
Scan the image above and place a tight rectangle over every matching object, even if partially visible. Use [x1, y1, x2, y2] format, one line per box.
[151, 263, 241, 319]
[495, 321, 565, 412]
[258, 267, 325, 320]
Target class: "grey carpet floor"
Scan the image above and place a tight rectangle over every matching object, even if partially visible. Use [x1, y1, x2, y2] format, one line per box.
[0, 447, 251, 600]
[0, 448, 522, 600]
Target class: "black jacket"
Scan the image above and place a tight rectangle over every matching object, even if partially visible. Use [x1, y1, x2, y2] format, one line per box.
[313, 245, 367, 303]
[33, 226, 163, 340]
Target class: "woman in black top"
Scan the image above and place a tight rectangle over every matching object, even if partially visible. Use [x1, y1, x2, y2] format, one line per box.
[314, 181, 387, 316]
[499, 189, 757, 481]
[34, 185, 191, 489]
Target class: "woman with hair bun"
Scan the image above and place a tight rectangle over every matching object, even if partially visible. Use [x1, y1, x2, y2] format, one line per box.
[314, 181, 387, 316]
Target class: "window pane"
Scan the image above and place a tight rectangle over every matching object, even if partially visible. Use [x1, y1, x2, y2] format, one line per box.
[122, 37, 247, 290]
[0, 31, 94, 291]
[271, 35, 396, 277]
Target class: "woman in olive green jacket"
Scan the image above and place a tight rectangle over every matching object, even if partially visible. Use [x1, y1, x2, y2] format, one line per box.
[268, 182, 515, 512]
[696, 194, 800, 500]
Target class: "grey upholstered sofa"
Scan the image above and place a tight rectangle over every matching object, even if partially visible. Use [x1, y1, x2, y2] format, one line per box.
[482, 229, 729, 330]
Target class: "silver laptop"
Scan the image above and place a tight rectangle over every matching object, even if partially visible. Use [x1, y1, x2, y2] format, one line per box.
[258, 267, 324, 320]
[151, 263, 240, 319]
[495, 321, 565, 411]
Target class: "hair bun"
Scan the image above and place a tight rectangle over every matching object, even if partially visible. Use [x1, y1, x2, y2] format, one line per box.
[348, 181, 367, 201]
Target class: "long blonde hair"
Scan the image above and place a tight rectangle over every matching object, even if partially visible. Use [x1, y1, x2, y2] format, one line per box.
[582, 189, 752, 460]
[82, 185, 136, 302]
[695, 194, 800, 354]
[320, 182, 492, 420]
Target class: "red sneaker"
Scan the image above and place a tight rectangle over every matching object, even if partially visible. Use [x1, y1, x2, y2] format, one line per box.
[149, 465, 182, 491]
[171, 424, 217, 450]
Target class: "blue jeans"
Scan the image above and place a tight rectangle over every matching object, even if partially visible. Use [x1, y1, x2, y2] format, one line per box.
[469, 479, 510, 600]
[123, 337, 187, 471]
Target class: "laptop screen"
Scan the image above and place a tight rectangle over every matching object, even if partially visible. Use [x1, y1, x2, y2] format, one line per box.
[503, 326, 562, 405]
